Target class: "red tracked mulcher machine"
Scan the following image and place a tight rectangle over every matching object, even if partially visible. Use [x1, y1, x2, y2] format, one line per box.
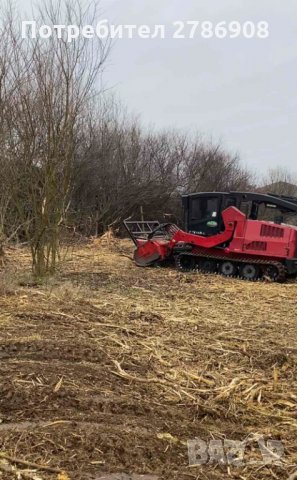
[124, 192, 297, 282]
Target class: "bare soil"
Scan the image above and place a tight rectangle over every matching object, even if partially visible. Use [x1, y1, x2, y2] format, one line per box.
[0, 240, 296, 480]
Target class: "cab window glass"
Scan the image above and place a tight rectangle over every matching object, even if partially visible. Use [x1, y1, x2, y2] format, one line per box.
[189, 197, 220, 235]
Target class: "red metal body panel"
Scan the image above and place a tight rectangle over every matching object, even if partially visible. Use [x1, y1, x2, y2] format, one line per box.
[172, 207, 246, 248]
[228, 220, 295, 258]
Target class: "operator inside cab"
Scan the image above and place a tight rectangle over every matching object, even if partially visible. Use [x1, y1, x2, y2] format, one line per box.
[189, 197, 220, 235]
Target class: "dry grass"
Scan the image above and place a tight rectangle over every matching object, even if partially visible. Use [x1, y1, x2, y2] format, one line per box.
[0, 240, 296, 480]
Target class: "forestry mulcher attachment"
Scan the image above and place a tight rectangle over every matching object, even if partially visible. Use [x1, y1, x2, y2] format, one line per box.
[124, 192, 297, 282]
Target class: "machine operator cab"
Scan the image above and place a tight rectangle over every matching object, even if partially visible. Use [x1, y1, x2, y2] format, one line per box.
[182, 192, 297, 236]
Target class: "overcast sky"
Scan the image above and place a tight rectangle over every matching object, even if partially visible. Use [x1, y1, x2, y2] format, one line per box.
[20, 0, 297, 177]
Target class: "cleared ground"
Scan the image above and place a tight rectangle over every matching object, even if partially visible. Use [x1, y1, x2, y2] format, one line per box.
[0, 239, 296, 480]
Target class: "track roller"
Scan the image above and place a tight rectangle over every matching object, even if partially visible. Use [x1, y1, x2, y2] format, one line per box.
[239, 263, 261, 281]
[197, 258, 218, 274]
[219, 261, 237, 277]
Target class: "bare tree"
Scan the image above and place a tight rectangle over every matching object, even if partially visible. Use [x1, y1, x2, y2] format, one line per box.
[72, 101, 188, 234]
[182, 139, 252, 194]
[0, 13, 15, 258]
[1, 0, 110, 276]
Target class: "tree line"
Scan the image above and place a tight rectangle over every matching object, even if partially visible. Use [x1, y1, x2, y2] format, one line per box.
[0, 0, 296, 276]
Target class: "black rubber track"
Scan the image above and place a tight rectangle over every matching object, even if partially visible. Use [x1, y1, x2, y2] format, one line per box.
[174, 253, 288, 283]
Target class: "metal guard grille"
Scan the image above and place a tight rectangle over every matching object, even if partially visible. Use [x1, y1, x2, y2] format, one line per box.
[260, 224, 284, 238]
